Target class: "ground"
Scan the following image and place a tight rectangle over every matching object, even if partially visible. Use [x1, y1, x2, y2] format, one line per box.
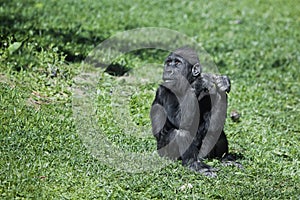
[0, 0, 299, 199]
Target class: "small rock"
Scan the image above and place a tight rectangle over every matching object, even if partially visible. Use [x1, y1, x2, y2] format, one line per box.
[230, 110, 241, 122]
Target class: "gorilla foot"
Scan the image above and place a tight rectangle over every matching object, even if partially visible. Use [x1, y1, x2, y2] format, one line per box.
[188, 160, 218, 177]
[221, 154, 243, 169]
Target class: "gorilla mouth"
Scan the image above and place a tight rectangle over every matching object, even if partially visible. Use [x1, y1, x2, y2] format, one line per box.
[163, 77, 175, 83]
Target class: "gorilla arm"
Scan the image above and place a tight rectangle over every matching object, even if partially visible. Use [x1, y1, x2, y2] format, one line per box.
[150, 86, 199, 161]
[197, 73, 230, 158]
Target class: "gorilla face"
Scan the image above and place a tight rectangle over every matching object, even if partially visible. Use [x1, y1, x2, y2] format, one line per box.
[162, 52, 201, 95]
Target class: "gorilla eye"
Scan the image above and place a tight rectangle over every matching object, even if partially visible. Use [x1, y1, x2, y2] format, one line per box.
[175, 59, 181, 65]
[165, 60, 172, 66]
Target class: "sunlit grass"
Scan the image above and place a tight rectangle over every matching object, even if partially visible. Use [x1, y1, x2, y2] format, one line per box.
[0, 0, 299, 199]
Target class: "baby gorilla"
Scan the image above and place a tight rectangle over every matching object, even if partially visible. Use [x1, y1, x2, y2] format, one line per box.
[150, 47, 232, 176]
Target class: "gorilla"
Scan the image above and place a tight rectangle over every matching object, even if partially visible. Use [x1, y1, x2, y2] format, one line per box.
[150, 47, 234, 176]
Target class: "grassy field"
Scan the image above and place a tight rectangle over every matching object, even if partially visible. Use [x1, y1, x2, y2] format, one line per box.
[1, 0, 299, 199]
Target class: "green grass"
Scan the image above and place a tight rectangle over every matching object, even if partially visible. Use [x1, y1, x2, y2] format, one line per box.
[1, 0, 299, 199]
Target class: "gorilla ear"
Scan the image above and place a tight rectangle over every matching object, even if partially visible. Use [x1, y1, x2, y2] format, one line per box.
[192, 63, 201, 77]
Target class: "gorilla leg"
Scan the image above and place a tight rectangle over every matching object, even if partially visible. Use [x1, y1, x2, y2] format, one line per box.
[156, 128, 217, 176]
[175, 129, 218, 176]
[206, 130, 228, 159]
[206, 131, 243, 169]
[156, 129, 180, 160]
[156, 128, 195, 161]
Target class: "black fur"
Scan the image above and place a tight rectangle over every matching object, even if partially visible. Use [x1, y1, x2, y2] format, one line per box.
[150, 47, 232, 176]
